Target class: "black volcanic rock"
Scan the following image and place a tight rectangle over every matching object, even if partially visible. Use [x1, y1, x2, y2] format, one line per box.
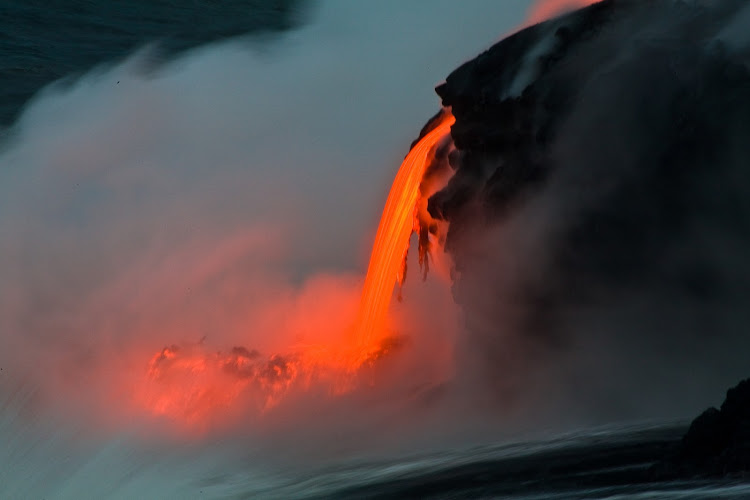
[431, 0, 622, 223]
[660, 379, 750, 477]
[431, 0, 750, 233]
[424, 0, 750, 418]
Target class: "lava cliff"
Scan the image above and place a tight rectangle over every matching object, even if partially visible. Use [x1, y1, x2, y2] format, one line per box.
[427, 0, 750, 422]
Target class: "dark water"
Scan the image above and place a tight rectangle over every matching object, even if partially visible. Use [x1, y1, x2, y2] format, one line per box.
[238, 423, 750, 499]
[0, 0, 308, 126]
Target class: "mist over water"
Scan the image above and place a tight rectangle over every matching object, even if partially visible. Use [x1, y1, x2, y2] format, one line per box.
[0, 1, 539, 497]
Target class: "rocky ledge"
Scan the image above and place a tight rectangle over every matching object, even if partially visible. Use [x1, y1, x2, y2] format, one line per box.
[656, 379, 750, 478]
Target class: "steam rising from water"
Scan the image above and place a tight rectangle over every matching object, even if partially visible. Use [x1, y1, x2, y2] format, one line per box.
[7, 0, 746, 496]
[0, 1, 534, 497]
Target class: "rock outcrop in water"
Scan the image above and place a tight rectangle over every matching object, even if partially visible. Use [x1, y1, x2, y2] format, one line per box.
[660, 378, 750, 477]
[427, 0, 750, 419]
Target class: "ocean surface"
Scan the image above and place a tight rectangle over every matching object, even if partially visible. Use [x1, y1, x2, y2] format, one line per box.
[1, 1, 747, 498]
[4, 404, 748, 499]
[0, 0, 306, 126]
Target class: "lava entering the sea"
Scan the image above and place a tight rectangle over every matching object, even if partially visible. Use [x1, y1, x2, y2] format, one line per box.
[137, 109, 455, 427]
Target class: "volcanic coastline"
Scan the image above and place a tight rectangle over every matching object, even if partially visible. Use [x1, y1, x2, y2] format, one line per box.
[407, 0, 750, 487]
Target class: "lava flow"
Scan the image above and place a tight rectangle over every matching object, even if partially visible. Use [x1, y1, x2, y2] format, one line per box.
[137, 110, 455, 427]
[353, 110, 455, 352]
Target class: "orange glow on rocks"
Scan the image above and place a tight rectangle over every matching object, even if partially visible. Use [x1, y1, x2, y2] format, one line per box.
[136, 110, 455, 428]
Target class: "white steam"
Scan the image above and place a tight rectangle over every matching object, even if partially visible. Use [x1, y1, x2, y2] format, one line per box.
[0, 1, 535, 498]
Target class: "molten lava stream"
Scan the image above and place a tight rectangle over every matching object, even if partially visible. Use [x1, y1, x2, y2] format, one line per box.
[354, 110, 454, 354]
[137, 110, 454, 427]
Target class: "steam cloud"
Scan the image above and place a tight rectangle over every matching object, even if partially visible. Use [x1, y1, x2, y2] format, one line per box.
[0, 3, 538, 496]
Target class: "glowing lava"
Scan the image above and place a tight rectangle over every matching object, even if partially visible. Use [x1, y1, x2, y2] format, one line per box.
[527, 0, 602, 24]
[354, 110, 455, 352]
[138, 109, 455, 427]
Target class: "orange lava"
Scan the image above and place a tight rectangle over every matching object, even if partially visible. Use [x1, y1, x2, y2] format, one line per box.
[354, 110, 455, 352]
[527, 0, 602, 24]
[136, 110, 455, 427]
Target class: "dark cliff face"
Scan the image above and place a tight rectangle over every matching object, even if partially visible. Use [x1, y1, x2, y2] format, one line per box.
[429, 0, 750, 422]
[652, 377, 750, 477]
